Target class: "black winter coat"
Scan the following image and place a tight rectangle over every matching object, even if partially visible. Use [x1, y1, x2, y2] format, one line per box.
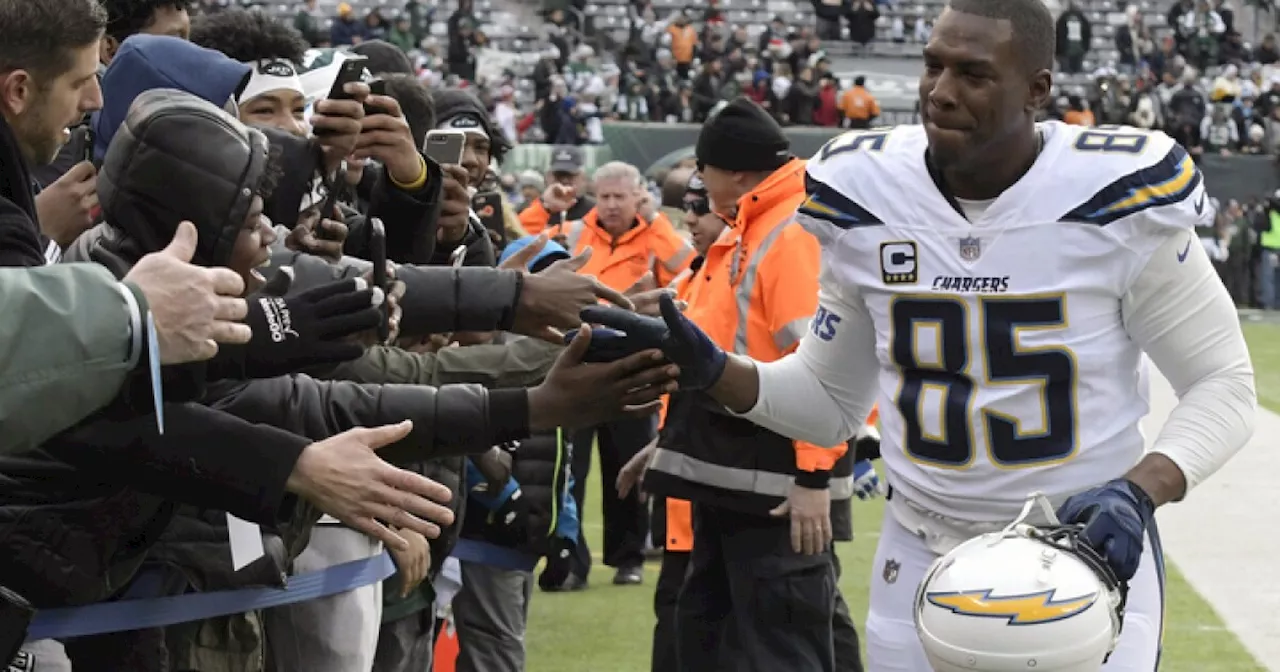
[460, 428, 572, 556]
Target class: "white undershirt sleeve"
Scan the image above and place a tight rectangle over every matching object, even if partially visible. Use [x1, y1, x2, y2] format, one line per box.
[739, 263, 881, 447]
[1123, 230, 1256, 495]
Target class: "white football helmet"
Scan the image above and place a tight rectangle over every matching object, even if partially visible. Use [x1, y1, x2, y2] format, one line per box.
[914, 493, 1126, 672]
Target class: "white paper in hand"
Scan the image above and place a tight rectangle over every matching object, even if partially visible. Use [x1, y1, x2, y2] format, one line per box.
[227, 514, 265, 571]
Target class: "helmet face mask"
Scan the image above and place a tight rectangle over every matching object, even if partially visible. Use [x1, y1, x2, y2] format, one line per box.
[913, 493, 1126, 672]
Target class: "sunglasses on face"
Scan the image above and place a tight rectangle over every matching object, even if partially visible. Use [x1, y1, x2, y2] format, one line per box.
[684, 197, 711, 216]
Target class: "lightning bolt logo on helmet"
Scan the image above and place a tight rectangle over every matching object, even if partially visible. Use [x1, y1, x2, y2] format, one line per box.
[926, 588, 1098, 625]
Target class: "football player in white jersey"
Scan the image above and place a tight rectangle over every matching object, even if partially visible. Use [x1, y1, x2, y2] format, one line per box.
[578, 0, 1256, 669]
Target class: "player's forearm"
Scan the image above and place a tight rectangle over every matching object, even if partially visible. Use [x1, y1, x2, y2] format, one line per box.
[736, 353, 875, 448]
[708, 354, 762, 414]
[1125, 453, 1189, 507]
[1142, 355, 1255, 502]
[1124, 233, 1258, 500]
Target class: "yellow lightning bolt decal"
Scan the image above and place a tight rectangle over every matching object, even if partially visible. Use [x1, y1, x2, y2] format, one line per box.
[926, 589, 1099, 625]
[798, 195, 849, 222]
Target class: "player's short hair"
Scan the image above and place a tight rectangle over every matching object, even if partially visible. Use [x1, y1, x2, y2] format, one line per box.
[382, 74, 435, 149]
[948, 0, 1055, 74]
[0, 0, 107, 81]
[188, 8, 309, 64]
[101, 0, 190, 43]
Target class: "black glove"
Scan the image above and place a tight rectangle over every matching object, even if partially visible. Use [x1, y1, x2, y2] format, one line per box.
[538, 535, 577, 590]
[210, 268, 382, 380]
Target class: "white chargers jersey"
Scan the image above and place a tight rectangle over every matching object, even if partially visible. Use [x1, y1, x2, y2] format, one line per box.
[798, 121, 1213, 521]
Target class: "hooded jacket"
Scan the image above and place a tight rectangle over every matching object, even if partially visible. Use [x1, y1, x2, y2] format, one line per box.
[92, 34, 251, 164]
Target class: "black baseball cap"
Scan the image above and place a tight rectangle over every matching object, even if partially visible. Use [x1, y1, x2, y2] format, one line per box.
[549, 145, 585, 173]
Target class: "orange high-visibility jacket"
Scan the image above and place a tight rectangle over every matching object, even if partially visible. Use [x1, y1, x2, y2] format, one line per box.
[549, 209, 694, 291]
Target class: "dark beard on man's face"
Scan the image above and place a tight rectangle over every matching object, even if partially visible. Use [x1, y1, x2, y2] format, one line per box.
[14, 97, 64, 167]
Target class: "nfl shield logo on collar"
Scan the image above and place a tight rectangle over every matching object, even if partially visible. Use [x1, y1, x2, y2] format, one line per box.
[958, 236, 981, 262]
[883, 559, 900, 584]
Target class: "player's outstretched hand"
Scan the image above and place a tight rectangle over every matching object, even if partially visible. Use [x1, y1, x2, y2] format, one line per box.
[530, 324, 679, 429]
[1055, 478, 1155, 582]
[577, 293, 726, 391]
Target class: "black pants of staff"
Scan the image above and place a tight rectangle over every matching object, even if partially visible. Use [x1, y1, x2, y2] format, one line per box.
[656, 542, 865, 672]
[652, 549, 692, 672]
[675, 503, 837, 672]
[831, 551, 865, 672]
[566, 415, 656, 580]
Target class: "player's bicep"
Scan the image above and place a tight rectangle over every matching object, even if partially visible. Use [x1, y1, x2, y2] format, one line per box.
[796, 276, 881, 411]
[1122, 231, 1247, 392]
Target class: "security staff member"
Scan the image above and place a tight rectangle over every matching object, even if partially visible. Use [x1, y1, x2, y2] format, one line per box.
[517, 145, 595, 236]
[643, 98, 853, 671]
[625, 174, 880, 672]
[540, 161, 695, 589]
[643, 172, 727, 671]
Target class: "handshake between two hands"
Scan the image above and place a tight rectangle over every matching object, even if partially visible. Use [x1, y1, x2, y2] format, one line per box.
[563, 292, 728, 392]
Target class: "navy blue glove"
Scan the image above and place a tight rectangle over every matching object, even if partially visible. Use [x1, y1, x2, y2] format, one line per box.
[563, 327, 654, 363]
[576, 293, 727, 391]
[1056, 478, 1155, 582]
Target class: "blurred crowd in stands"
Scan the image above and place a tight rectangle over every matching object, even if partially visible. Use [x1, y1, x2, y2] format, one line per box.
[230, 0, 1280, 160]
[1041, 0, 1280, 162]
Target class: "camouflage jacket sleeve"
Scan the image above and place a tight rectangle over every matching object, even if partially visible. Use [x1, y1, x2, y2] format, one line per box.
[328, 336, 561, 389]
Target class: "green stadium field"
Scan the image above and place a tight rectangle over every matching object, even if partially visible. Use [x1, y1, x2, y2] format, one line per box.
[521, 321, 1280, 671]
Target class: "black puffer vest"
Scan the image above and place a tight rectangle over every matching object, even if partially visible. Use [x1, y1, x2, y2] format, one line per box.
[459, 428, 571, 557]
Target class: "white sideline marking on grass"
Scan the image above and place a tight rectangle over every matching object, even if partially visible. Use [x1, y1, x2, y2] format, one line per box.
[1144, 373, 1279, 670]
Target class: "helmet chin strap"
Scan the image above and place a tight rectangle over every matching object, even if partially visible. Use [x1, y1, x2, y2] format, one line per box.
[999, 491, 1062, 540]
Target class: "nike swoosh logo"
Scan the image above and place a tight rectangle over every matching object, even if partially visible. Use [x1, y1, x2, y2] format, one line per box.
[1194, 192, 1206, 215]
[1177, 238, 1192, 263]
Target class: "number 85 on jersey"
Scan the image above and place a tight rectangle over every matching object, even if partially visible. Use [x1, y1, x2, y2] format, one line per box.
[889, 294, 1078, 469]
